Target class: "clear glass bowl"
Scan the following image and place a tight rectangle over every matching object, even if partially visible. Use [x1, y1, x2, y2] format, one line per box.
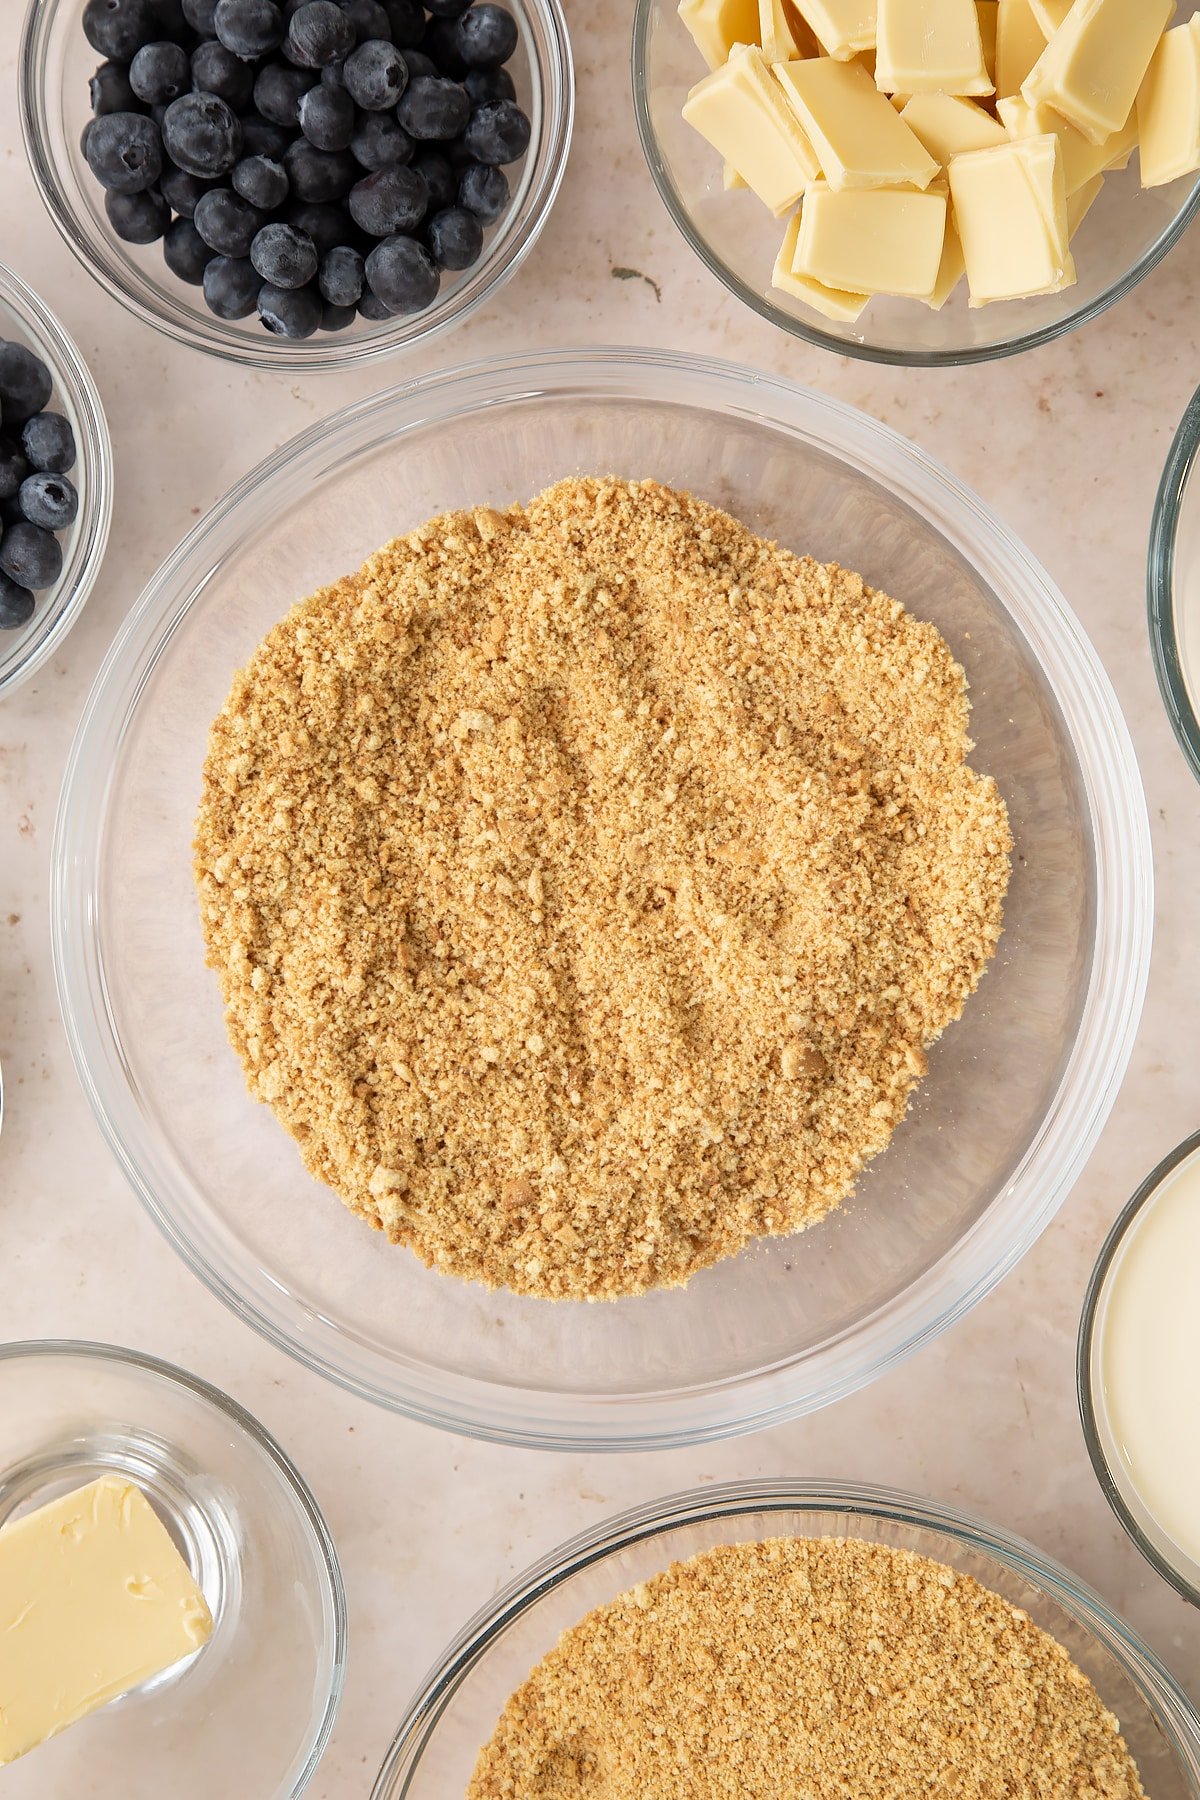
[1148, 383, 1200, 784]
[52, 347, 1151, 1451]
[0, 260, 112, 697]
[20, 0, 574, 372]
[632, 0, 1200, 366]
[0, 1341, 346, 1797]
[372, 1478, 1200, 1796]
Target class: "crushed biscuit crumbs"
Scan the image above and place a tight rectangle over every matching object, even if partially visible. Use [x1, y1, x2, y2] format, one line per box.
[467, 1537, 1146, 1799]
[193, 477, 1011, 1300]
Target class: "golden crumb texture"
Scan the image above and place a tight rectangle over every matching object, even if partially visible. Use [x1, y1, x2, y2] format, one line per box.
[466, 1537, 1146, 1800]
[193, 477, 1011, 1300]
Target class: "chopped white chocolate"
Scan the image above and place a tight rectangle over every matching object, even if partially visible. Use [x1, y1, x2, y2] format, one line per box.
[901, 92, 1007, 161]
[998, 92, 1136, 194]
[683, 44, 821, 212]
[1066, 169, 1104, 233]
[793, 179, 947, 292]
[918, 211, 967, 306]
[977, 1, 998, 90]
[791, 0, 877, 59]
[1022, 0, 1174, 146]
[723, 157, 748, 186]
[875, 0, 994, 96]
[759, 0, 822, 58]
[949, 132, 1075, 302]
[772, 206, 870, 314]
[1138, 18, 1200, 188]
[1027, 0, 1071, 33]
[995, 0, 1046, 100]
[775, 55, 939, 187]
[678, 0, 762, 70]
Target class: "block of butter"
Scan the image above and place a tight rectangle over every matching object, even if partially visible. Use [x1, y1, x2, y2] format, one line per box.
[949, 132, 1076, 302]
[683, 43, 821, 212]
[1022, 0, 1175, 146]
[791, 0, 877, 59]
[0, 1476, 213, 1765]
[759, 0, 822, 59]
[775, 55, 939, 187]
[678, 0, 762, 71]
[793, 179, 947, 292]
[1138, 18, 1200, 188]
[998, 91, 1137, 193]
[901, 92, 1007, 161]
[772, 206, 870, 315]
[875, 0, 994, 95]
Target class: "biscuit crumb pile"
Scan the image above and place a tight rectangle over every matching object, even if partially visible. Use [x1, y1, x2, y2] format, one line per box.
[194, 478, 1010, 1300]
[467, 1538, 1146, 1799]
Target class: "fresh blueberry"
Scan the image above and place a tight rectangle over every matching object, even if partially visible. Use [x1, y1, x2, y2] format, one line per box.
[0, 522, 63, 591]
[319, 57, 346, 88]
[395, 75, 469, 141]
[85, 111, 164, 192]
[357, 285, 391, 318]
[453, 5, 517, 68]
[350, 110, 412, 169]
[381, 0, 423, 47]
[214, 0, 285, 59]
[456, 157, 506, 221]
[462, 97, 529, 164]
[283, 138, 357, 199]
[364, 232, 438, 311]
[412, 149, 455, 210]
[19, 412, 77, 476]
[232, 151, 289, 207]
[401, 49, 437, 79]
[343, 38, 407, 108]
[182, 0, 219, 26]
[0, 441, 29, 501]
[422, 15, 467, 77]
[191, 40, 257, 109]
[319, 299, 357, 330]
[160, 160, 218, 214]
[464, 64, 515, 104]
[89, 60, 141, 115]
[83, 0, 163, 61]
[317, 241, 364, 305]
[284, 199, 347, 251]
[298, 80, 355, 148]
[202, 254, 266, 316]
[161, 92, 243, 176]
[163, 215, 218, 280]
[338, 0, 391, 41]
[0, 343, 54, 426]
[424, 0, 471, 16]
[253, 62, 317, 125]
[0, 573, 36, 631]
[239, 110, 294, 157]
[129, 39, 191, 103]
[284, 1, 355, 67]
[194, 185, 266, 255]
[105, 184, 172, 241]
[250, 220, 319, 286]
[17, 472, 79, 532]
[348, 163, 427, 234]
[257, 281, 323, 335]
[425, 203, 481, 269]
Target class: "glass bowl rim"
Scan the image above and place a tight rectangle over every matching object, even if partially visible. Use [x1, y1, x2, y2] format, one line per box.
[371, 1475, 1200, 1795]
[629, 0, 1200, 370]
[1148, 383, 1200, 784]
[51, 343, 1152, 1451]
[1077, 1127, 1200, 1612]
[18, 0, 575, 374]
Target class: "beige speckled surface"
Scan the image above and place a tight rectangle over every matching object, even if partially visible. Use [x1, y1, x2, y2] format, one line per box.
[3, 4, 1200, 1794]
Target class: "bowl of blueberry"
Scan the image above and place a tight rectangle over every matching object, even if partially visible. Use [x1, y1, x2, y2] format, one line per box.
[0, 261, 112, 696]
[20, 0, 573, 367]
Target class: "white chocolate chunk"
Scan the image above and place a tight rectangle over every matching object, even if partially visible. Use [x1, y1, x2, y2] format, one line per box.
[683, 44, 822, 212]
[1027, 0, 1071, 32]
[775, 56, 939, 188]
[918, 212, 967, 307]
[1138, 18, 1200, 188]
[759, 0, 821, 59]
[723, 157, 748, 187]
[678, 0, 761, 70]
[949, 133, 1075, 302]
[995, 0, 1046, 99]
[901, 92, 1007, 161]
[998, 91, 1136, 194]
[977, 1, 999, 90]
[772, 206, 870, 315]
[793, 180, 947, 292]
[1066, 169, 1104, 233]
[875, 0, 994, 96]
[1022, 0, 1175, 146]
[790, 0, 877, 59]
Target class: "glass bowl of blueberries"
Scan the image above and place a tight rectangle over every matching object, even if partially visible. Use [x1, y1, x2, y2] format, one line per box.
[20, 0, 574, 369]
[0, 260, 113, 696]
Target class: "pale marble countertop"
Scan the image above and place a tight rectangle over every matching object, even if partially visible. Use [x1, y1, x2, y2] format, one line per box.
[3, 5, 1200, 1795]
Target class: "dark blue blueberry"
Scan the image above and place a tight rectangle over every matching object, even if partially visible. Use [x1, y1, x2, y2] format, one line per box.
[250, 220, 319, 286]
[17, 472, 79, 532]
[0, 522, 63, 591]
[152, 0, 189, 34]
[202, 254, 266, 316]
[338, 0, 391, 41]
[159, 160, 217, 214]
[320, 299, 357, 330]
[0, 441, 29, 501]
[285, 1, 355, 66]
[0, 343, 54, 425]
[298, 80, 355, 148]
[162, 214, 218, 280]
[348, 163, 427, 234]
[395, 75, 469, 141]
[83, 0, 163, 60]
[381, 0, 423, 47]
[422, 15, 467, 77]
[90, 60, 141, 115]
[85, 111, 164, 192]
[412, 149, 455, 210]
[253, 61, 317, 125]
[213, 0, 284, 58]
[129, 39, 191, 103]
[257, 281, 323, 335]
[194, 185, 266, 254]
[364, 232, 438, 311]
[343, 38, 407, 108]
[232, 152, 289, 207]
[317, 241, 364, 304]
[282, 137, 357, 198]
[424, 0, 471, 16]
[462, 97, 529, 164]
[457, 157, 506, 221]
[191, 40, 257, 109]
[464, 64, 515, 104]
[182, 0, 219, 27]
[401, 49, 437, 79]
[20, 413, 76, 475]
[239, 110, 294, 157]
[453, 5, 517, 68]
[350, 110, 412, 169]
[105, 184, 172, 241]
[319, 57, 346, 87]
[284, 199, 347, 251]
[161, 92, 243, 175]
[425, 203, 481, 269]
[357, 284, 391, 318]
[0, 573, 36, 631]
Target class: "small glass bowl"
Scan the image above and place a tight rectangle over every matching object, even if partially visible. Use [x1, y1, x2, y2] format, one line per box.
[1148, 384, 1200, 784]
[0, 1340, 346, 1796]
[19, 0, 574, 372]
[632, 0, 1200, 367]
[0, 260, 112, 697]
[1079, 1129, 1200, 1611]
[372, 1479, 1200, 1796]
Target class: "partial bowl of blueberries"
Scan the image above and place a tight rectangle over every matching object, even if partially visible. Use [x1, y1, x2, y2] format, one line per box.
[0, 261, 112, 696]
[20, 0, 573, 368]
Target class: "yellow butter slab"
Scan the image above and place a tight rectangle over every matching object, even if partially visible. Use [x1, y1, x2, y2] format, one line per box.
[0, 1477, 213, 1766]
[775, 55, 938, 187]
[901, 92, 1007, 161]
[793, 179, 947, 292]
[1028, 0, 1071, 32]
[995, 0, 1046, 100]
[949, 133, 1075, 302]
[978, 1, 999, 90]
[791, 0, 877, 59]
[1066, 169, 1104, 233]
[998, 91, 1136, 193]
[683, 44, 822, 212]
[918, 213, 967, 306]
[876, 0, 994, 95]
[1022, 0, 1175, 146]
[678, 0, 761, 70]
[1138, 18, 1200, 187]
[759, 0, 822, 58]
[772, 207, 871, 315]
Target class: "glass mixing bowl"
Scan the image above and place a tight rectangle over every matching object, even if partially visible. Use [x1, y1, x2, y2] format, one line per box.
[632, 0, 1200, 366]
[373, 1479, 1200, 1796]
[1149, 382, 1200, 784]
[52, 347, 1150, 1451]
[20, 0, 574, 372]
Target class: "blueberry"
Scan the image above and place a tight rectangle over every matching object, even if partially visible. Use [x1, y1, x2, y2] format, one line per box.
[214, 0, 285, 58]
[182, 0, 219, 26]
[90, 60, 141, 115]
[239, 111, 294, 157]
[320, 299, 357, 329]
[401, 49, 437, 79]
[0, 573, 36, 631]
[357, 285, 391, 318]
[163, 215, 218, 280]
[462, 97, 529, 164]
[396, 75, 469, 141]
[21, 412, 77, 476]
[83, 0, 163, 61]
[129, 40, 191, 103]
[464, 64, 515, 104]
[454, 5, 517, 69]
[422, 16, 467, 78]
[457, 156, 506, 221]
[253, 62, 317, 125]
[85, 111, 164, 192]
[152, 0, 189, 33]
[350, 110, 412, 169]
[338, 0, 391, 41]
[380, 0, 422, 45]
[284, 199, 347, 251]
[298, 81, 355, 148]
[160, 160, 217, 214]
[18, 472, 79, 531]
[343, 38, 407, 108]
[317, 241, 364, 304]
[424, 0, 471, 16]
[0, 343, 54, 426]
[364, 233, 438, 311]
[194, 185, 266, 254]
[257, 281, 323, 335]
[348, 163, 427, 234]
[426, 203, 481, 269]
[284, 1, 355, 66]
[0, 522, 63, 591]
[319, 58, 346, 88]
[283, 138, 357, 199]
[191, 41, 257, 109]
[202, 253, 265, 316]
[232, 152, 289, 207]
[412, 149, 455, 210]
[105, 184, 172, 241]
[162, 92, 243, 175]
[0, 441, 29, 501]
[250, 220, 319, 286]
